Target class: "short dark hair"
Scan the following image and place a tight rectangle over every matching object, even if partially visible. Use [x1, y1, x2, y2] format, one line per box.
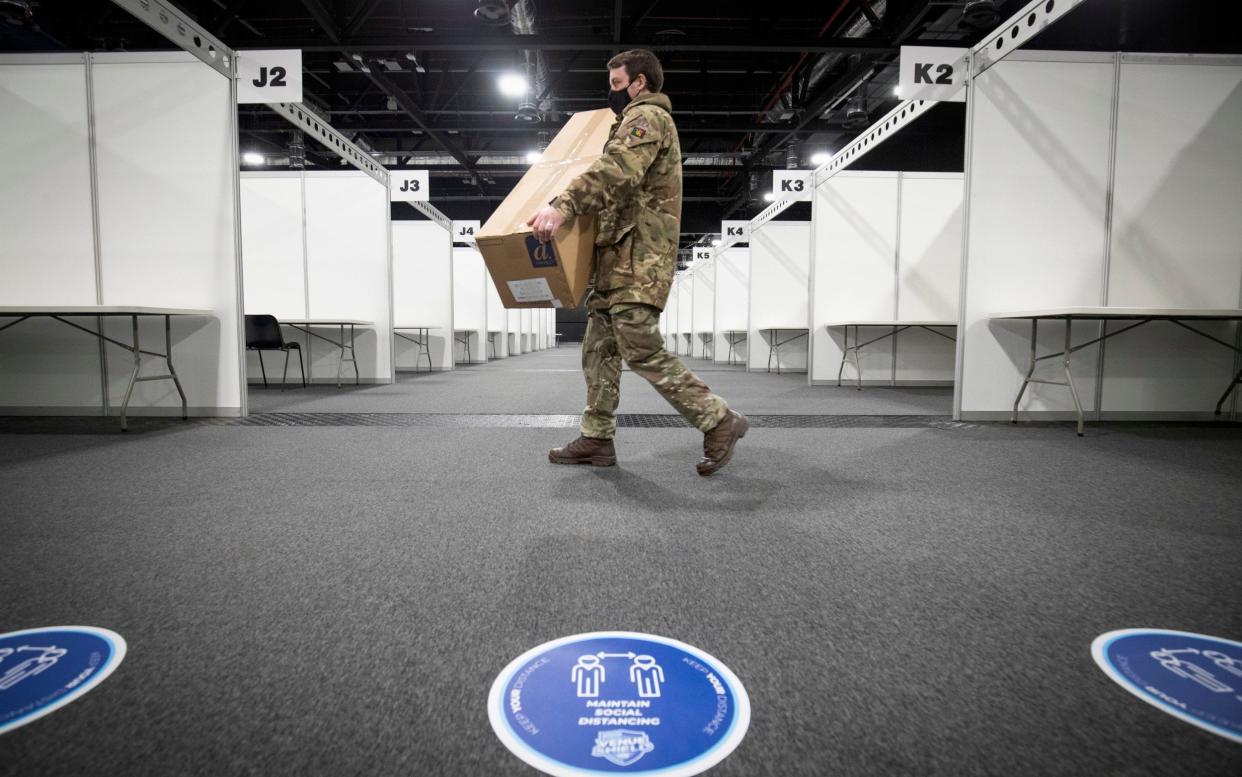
[607, 49, 664, 93]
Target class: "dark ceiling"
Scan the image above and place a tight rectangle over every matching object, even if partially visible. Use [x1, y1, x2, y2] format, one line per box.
[3, 0, 1240, 242]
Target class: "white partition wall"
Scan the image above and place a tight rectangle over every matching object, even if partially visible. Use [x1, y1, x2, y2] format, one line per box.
[957, 52, 1242, 420]
[676, 272, 694, 356]
[304, 172, 392, 382]
[748, 221, 811, 372]
[664, 278, 679, 351]
[486, 276, 509, 358]
[452, 245, 487, 364]
[241, 171, 393, 383]
[713, 245, 749, 364]
[393, 220, 454, 371]
[521, 309, 533, 352]
[241, 173, 305, 320]
[692, 260, 715, 359]
[1, 52, 243, 416]
[507, 308, 523, 354]
[809, 171, 962, 385]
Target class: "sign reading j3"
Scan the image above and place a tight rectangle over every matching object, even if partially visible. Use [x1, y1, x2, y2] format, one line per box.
[237, 50, 303, 104]
[899, 46, 967, 103]
[390, 171, 430, 202]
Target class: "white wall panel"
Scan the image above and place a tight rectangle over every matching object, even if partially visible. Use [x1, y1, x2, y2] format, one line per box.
[692, 260, 715, 358]
[392, 220, 453, 370]
[240, 172, 305, 320]
[810, 173, 899, 383]
[664, 278, 679, 352]
[1102, 60, 1242, 411]
[0, 58, 104, 410]
[895, 174, 963, 382]
[748, 221, 810, 371]
[486, 275, 509, 357]
[93, 55, 241, 413]
[452, 245, 487, 362]
[713, 246, 749, 364]
[508, 309, 523, 353]
[304, 172, 391, 382]
[521, 309, 533, 351]
[676, 273, 694, 355]
[959, 57, 1115, 415]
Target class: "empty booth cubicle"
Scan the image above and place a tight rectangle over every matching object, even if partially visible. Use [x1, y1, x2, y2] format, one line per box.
[713, 244, 750, 366]
[809, 171, 963, 386]
[452, 244, 488, 364]
[748, 221, 811, 373]
[676, 270, 694, 356]
[691, 259, 716, 359]
[393, 219, 454, 371]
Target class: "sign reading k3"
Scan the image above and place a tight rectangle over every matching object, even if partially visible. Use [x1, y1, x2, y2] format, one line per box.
[237, 50, 303, 104]
[489, 631, 750, 776]
[899, 46, 968, 103]
[1093, 629, 1242, 743]
[390, 171, 430, 202]
[0, 626, 127, 735]
[772, 171, 812, 202]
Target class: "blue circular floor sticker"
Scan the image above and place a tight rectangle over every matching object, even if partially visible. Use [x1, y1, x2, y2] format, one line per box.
[0, 626, 127, 735]
[488, 632, 750, 776]
[1092, 629, 1242, 743]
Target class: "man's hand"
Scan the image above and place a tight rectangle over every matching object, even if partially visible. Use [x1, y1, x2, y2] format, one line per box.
[527, 205, 566, 243]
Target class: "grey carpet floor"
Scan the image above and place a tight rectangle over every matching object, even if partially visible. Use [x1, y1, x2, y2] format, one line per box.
[248, 347, 954, 416]
[1, 420, 1240, 776]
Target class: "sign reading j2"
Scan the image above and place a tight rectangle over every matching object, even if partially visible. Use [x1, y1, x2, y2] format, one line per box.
[0, 626, 127, 735]
[1092, 628, 1242, 743]
[237, 49, 303, 104]
[489, 631, 750, 776]
[526, 236, 559, 268]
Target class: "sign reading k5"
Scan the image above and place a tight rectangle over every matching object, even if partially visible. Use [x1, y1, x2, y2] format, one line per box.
[772, 171, 812, 202]
[237, 50, 303, 103]
[390, 171, 430, 202]
[693, 247, 713, 263]
[899, 46, 968, 103]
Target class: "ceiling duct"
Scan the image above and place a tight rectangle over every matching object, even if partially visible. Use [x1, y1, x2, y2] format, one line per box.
[474, 0, 510, 26]
[785, 142, 801, 169]
[959, 0, 1001, 30]
[510, 0, 551, 123]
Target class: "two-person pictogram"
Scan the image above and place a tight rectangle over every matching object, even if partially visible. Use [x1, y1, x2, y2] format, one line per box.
[572, 651, 665, 698]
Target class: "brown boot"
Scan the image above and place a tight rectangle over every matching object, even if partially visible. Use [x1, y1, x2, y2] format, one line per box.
[697, 411, 748, 476]
[549, 435, 617, 467]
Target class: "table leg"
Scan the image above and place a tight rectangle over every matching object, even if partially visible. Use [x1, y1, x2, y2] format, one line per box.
[837, 326, 849, 387]
[1214, 366, 1242, 416]
[336, 324, 345, 388]
[165, 315, 188, 419]
[1012, 319, 1038, 424]
[119, 315, 141, 433]
[853, 325, 862, 391]
[1063, 317, 1085, 436]
[351, 324, 360, 384]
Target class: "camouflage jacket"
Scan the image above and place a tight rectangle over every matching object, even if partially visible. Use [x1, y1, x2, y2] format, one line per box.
[551, 92, 682, 310]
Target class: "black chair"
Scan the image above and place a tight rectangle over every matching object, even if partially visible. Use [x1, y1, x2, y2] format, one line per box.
[245, 315, 305, 390]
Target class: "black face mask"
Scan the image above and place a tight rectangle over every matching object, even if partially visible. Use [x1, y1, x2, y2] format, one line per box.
[607, 84, 633, 115]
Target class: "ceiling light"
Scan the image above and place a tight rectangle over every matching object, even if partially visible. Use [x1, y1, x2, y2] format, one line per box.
[893, 86, 903, 97]
[763, 192, 776, 202]
[810, 151, 832, 166]
[711, 239, 721, 247]
[498, 72, 529, 97]
[242, 152, 265, 165]
[525, 150, 542, 164]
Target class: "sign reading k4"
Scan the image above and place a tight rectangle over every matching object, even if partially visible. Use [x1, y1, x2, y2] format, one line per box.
[722, 221, 749, 243]
[237, 50, 303, 104]
[453, 221, 481, 243]
[390, 171, 430, 202]
[772, 171, 812, 202]
[899, 46, 967, 103]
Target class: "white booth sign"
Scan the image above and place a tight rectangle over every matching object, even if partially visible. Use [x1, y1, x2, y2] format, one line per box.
[453, 220, 481, 243]
[236, 50, 303, 104]
[773, 170, 812, 201]
[389, 170, 429, 201]
[693, 247, 712, 263]
[722, 220, 749, 242]
[899, 46, 968, 103]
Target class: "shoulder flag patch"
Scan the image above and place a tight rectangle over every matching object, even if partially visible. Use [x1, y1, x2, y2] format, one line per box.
[629, 126, 647, 139]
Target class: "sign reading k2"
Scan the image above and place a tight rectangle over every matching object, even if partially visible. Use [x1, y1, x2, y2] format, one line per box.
[237, 50, 303, 104]
[899, 46, 968, 103]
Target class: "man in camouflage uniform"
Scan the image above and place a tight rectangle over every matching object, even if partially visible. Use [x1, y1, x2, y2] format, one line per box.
[528, 49, 747, 476]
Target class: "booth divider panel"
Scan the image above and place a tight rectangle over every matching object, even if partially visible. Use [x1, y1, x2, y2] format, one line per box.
[713, 246, 749, 364]
[240, 173, 306, 321]
[393, 221, 453, 370]
[748, 222, 811, 372]
[896, 174, 963, 382]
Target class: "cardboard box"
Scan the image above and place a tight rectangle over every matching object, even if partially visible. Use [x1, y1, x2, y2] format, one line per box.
[475, 108, 615, 309]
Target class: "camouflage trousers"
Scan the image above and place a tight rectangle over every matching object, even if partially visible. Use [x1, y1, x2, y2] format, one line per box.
[580, 302, 729, 439]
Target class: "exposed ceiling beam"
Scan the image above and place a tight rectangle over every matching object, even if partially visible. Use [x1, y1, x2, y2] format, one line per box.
[343, 0, 386, 39]
[239, 117, 853, 135]
[235, 35, 896, 54]
[297, 0, 342, 44]
[358, 62, 488, 195]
